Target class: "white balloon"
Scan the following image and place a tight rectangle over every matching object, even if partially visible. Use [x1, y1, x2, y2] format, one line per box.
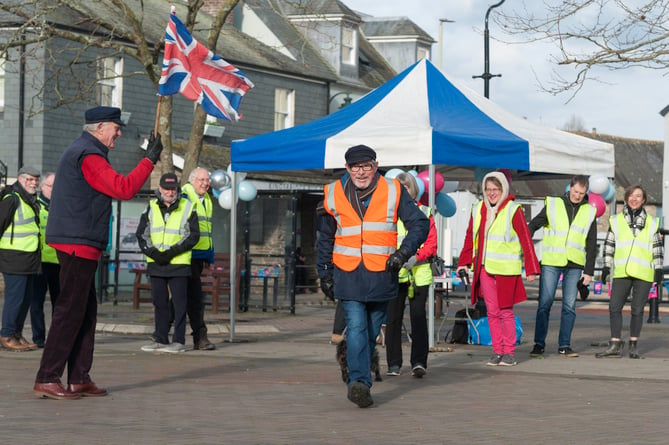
[218, 188, 234, 210]
[589, 174, 609, 194]
[385, 168, 404, 179]
[227, 164, 247, 181]
[441, 181, 459, 193]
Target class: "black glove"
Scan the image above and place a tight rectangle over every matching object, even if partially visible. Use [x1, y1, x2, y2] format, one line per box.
[153, 251, 171, 266]
[320, 276, 334, 301]
[385, 247, 411, 274]
[655, 269, 664, 285]
[145, 131, 163, 164]
[145, 247, 159, 259]
[577, 277, 589, 301]
[600, 267, 610, 284]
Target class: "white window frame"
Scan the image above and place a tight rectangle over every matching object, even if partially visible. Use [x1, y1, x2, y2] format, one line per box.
[341, 27, 357, 65]
[417, 47, 429, 61]
[274, 88, 294, 130]
[96, 56, 124, 108]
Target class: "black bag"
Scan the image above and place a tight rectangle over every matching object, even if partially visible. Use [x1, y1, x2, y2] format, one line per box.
[446, 308, 482, 344]
[430, 255, 445, 276]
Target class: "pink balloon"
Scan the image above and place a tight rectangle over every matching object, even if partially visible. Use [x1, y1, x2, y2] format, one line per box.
[588, 192, 606, 218]
[497, 168, 512, 185]
[416, 170, 445, 193]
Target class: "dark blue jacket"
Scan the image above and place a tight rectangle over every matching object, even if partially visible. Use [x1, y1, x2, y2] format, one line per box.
[46, 132, 112, 249]
[317, 173, 429, 302]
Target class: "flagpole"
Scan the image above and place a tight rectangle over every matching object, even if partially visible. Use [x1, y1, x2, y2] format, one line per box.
[154, 95, 162, 136]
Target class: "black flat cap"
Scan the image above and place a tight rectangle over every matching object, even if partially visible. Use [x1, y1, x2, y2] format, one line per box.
[17, 165, 40, 177]
[85, 106, 125, 126]
[159, 173, 179, 189]
[345, 145, 376, 165]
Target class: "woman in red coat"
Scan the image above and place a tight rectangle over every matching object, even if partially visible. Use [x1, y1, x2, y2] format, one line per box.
[457, 171, 540, 366]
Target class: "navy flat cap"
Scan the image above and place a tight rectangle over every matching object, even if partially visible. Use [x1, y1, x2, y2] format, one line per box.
[345, 145, 376, 165]
[85, 106, 125, 126]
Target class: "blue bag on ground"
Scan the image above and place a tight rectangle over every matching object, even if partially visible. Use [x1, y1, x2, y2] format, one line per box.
[467, 316, 523, 345]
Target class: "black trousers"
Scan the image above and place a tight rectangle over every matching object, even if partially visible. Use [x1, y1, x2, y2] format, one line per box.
[187, 259, 208, 341]
[36, 251, 97, 385]
[385, 282, 429, 369]
[152, 276, 188, 345]
[30, 262, 61, 345]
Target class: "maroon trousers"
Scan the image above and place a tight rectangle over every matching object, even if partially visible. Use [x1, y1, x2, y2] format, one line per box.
[35, 251, 98, 385]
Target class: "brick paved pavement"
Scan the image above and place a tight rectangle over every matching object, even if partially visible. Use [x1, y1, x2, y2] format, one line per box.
[3, 294, 669, 445]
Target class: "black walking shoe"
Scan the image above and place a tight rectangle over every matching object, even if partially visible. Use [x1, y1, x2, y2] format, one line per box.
[558, 347, 579, 357]
[529, 344, 544, 357]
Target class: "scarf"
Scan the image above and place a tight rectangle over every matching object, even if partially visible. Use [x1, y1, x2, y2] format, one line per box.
[344, 174, 379, 219]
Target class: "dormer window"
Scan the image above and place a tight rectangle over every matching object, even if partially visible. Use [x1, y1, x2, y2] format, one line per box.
[342, 27, 357, 65]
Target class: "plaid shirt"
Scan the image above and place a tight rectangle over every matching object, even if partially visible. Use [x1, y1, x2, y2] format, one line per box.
[602, 205, 664, 270]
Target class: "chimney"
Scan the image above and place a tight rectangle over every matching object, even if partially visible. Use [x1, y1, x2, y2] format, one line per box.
[202, 0, 234, 21]
[592, 127, 597, 136]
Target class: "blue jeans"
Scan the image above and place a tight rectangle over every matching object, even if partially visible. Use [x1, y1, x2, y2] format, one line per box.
[1, 273, 33, 337]
[342, 300, 388, 388]
[534, 265, 581, 349]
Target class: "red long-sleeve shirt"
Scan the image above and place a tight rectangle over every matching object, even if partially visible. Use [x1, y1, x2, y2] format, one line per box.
[50, 155, 153, 260]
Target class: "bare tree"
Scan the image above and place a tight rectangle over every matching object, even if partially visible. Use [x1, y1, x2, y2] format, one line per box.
[0, 0, 241, 177]
[562, 113, 587, 132]
[495, 0, 669, 96]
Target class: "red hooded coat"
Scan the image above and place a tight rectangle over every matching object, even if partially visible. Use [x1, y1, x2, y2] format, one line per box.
[457, 188, 540, 307]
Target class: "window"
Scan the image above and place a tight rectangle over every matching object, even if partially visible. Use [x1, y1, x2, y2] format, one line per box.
[274, 88, 294, 130]
[342, 28, 356, 65]
[96, 56, 124, 107]
[0, 55, 5, 113]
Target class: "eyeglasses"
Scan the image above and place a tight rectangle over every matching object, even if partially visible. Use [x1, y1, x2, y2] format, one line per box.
[485, 188, 501, 193]
[349, 163, 375, 173]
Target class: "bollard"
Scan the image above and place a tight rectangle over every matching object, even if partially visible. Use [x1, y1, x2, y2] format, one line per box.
[648, 281, 661, 323]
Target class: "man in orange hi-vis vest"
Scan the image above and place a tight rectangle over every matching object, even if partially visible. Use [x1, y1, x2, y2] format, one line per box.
[317, 145, 429, 408]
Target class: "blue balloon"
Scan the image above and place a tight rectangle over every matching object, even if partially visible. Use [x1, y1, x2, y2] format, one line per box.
[474, 167, 494, 183]
[238, 180, 257, 202]
[385, 168, 404, 179]
[602, 182, 615, 201]
[436, 192, 456, 217]
[212, 188, 222, 199]
[565, 183, 570, 194]
[415, 175, 425, 200]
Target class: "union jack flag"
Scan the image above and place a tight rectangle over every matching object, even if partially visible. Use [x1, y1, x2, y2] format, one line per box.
[158, 11, 254, 121]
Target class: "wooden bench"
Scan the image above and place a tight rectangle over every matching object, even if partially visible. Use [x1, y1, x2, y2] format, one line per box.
[131, 253, 243, 313]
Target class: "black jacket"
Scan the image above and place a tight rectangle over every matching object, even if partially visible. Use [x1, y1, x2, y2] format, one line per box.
[0, 182, 41, 274]
[528, 193, 597, 275]
[136, 195, 199, 278]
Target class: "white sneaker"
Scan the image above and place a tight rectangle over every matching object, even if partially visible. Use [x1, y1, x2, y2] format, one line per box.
[158, 342, 186, 353]
[141, 342, 167, 352]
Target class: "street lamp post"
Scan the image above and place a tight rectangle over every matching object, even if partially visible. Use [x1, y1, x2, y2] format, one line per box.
[437, 18, 455, 70]
[473, 0, 506, 98]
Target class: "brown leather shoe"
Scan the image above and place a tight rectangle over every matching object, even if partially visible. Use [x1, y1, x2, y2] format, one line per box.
[68, 382, 108, 397]
[194, 336, 216, 350]
[16, 334, 38, 351]
[34, 382, 81, 400]
[1, 335, 32, 351]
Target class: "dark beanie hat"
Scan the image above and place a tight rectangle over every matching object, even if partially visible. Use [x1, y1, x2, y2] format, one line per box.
[345, 145, 376, 165]
[85, 106, 125, 126]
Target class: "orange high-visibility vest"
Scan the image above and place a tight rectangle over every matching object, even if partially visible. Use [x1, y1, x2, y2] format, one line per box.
[324, 177, 400, 272]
